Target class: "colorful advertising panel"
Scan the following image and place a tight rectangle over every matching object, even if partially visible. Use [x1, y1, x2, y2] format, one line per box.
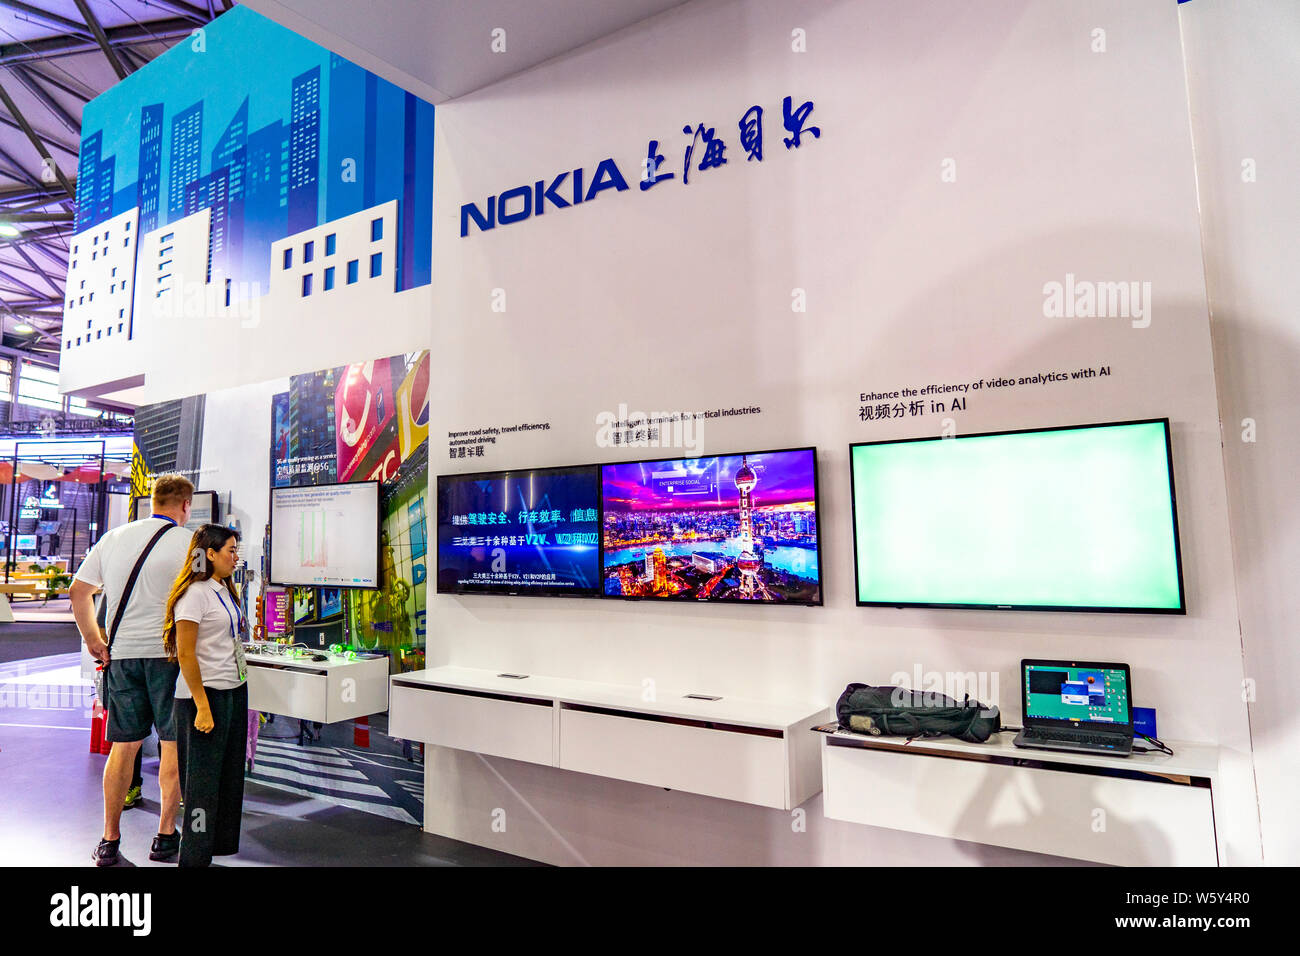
[396, 351, 431, 461]
[336, 358, 396, 482]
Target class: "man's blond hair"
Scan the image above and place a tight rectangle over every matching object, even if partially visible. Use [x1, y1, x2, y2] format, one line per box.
[151, 473, 195, 510]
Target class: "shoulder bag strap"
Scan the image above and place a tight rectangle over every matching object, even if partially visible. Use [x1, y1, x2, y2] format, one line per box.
[107, 523, 176, 650]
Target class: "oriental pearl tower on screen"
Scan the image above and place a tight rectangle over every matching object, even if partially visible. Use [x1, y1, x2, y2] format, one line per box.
[735, 455, 763, 598]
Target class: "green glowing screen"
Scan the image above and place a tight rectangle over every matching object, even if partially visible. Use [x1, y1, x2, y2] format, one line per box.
[850, 421, 1184, 611]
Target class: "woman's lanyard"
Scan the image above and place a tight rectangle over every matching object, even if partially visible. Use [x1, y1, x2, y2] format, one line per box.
[214, 586, 243, 639]
[214, 584, 248, 681]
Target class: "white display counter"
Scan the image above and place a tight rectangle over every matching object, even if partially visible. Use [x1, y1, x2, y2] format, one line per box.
[390, 666, 829, 812]
[818, 727, 1222, 866]
[246, 650, 389, 724]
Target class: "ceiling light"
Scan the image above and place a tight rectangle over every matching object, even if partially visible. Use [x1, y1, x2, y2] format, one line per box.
[0, 222, 19, 238]
[13, 323, 33, 333]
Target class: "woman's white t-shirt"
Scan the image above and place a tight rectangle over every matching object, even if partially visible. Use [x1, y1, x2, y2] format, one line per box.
[173, 578, 247, 698]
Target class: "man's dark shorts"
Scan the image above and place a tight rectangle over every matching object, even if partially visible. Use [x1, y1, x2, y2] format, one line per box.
[105, 658, 180, 742]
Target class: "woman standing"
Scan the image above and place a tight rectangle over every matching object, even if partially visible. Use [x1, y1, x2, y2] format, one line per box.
[164, 524, 248, 868]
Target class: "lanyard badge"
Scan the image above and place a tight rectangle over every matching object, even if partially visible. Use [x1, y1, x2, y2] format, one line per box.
[216, 587, 248, 682]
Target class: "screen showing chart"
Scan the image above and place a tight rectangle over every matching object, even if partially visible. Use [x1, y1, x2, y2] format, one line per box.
[850, 420, 1184, 612]
[437, 466, 602, 597]
[270, 481, 379, 588]
[601, 448, 822, 605]
[1024, 664, 1130, 725]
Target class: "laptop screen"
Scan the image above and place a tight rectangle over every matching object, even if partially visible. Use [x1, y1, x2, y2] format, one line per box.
[1024, 663, 1131, 726]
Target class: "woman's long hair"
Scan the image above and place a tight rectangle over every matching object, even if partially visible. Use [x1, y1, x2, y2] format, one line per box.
[163, 524, 241, 660]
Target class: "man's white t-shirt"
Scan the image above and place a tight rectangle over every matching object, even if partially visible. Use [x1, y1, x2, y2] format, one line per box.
[74, 517, 194, 660]
[172, 577, 247, 698]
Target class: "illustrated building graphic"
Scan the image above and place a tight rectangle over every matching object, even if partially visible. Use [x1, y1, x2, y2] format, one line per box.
[58, 7, 435, 405]
[168, 101, 203, 218]
[137, 104, 164, 234]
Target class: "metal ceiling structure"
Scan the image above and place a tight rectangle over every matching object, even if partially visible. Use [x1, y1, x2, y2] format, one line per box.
[0, 0, 227, 365]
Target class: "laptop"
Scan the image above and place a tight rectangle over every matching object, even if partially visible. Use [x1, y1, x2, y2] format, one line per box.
[1014, 659, 1134, 757]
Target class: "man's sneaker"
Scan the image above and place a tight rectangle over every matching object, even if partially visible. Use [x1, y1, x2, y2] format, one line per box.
[123, 784, 143, 809]
[149, 831, 181, 862]
[93, 838, 121, 867]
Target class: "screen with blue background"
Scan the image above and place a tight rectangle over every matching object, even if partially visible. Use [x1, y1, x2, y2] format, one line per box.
[437, 467, 602, 596]
[1025, 665, 1130, 724]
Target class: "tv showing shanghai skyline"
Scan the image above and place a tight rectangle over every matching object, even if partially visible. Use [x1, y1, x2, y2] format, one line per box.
[601, 449, 821, 604]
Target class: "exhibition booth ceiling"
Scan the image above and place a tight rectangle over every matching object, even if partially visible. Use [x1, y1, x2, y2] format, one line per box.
[242, 0, 692, 103]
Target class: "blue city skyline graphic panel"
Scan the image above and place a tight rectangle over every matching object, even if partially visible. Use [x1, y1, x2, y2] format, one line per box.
[75, 5, 433, 293]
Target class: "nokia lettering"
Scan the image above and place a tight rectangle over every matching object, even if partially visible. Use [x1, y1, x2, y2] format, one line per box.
[459, 95, 822, 237]
[460, 158, 629, 237]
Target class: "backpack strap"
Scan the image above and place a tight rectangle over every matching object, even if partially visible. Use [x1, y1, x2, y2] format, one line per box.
[107, 522, 175, 651]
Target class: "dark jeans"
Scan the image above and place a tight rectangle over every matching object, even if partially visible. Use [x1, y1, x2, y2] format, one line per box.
[174, 683, 248, 868]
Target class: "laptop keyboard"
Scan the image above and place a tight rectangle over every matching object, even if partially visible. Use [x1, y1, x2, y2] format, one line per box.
[1024, 730, 1127, 746]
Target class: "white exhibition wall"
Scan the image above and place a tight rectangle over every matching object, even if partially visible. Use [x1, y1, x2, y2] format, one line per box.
[427, 0, 1261, 864]
[1180, 0, 1300, 865]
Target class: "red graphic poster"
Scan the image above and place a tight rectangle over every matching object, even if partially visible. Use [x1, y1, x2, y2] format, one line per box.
[396, 351, 430, 460]
[335, 359, 395, 480]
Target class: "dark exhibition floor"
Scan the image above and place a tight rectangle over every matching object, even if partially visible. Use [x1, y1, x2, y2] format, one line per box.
[0, 624, 538, 867]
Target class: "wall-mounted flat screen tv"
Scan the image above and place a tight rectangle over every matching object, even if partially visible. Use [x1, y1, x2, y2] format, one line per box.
[601, 447, 822, 605]
[269, 480, 380, 589]
[849, 419, 1185, 613]
[436, 465, 602, 597]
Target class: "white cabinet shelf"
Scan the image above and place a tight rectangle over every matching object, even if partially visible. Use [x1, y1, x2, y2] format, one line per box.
[389, 666, 829, 811]
[819, 729, 1222, 866]
[246, 652, 389, 724]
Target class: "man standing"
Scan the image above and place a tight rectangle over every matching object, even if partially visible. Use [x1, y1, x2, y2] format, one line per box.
[70, 474, 196, 866]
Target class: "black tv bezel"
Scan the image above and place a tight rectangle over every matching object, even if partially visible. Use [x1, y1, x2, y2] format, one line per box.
[599, 445, 825, 608]
[848, 418, 1187, 615]
[435, 463, 605, 599]
[268, 479, 382, 591]
[1020, 658, 1135, 734]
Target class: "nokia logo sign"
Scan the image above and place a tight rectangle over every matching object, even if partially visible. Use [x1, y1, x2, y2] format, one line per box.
[458, 95, 821, 238]
[460, 158, 629, 237]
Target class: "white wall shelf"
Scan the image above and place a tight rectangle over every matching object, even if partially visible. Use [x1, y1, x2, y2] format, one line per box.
[389, 665, 829, 812]
[819, 728, 1222, 866]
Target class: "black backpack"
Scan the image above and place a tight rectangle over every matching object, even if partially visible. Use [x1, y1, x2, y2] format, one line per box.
[836, 682, 1002, 743]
